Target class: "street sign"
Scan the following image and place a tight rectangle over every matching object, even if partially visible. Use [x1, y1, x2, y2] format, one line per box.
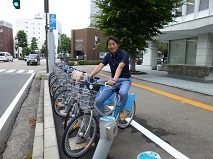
[49, 14, 56, 30]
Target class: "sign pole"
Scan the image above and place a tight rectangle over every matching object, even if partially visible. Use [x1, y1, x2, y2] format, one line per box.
[45, 0, 49, 73]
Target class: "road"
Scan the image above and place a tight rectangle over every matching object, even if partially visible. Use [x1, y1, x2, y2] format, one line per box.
[53, 65, 213, 159]
[0, 59, 46, 158]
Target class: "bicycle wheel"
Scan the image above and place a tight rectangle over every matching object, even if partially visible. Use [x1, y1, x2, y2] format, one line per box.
[49, 74, 58, 87]
[62, 113, 98, 158]
[117, 101, 136, 129]
[48, 72, 55, 82]
[64, 101, 81, 130]
[49, 81, 60, 98]
[53, 85, 66, 100]
[53, 89, 71, 117]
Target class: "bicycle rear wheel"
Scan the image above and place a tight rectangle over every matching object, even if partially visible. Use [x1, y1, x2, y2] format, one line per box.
[117, 101, 136, 129]
[62, 113, 98, 158]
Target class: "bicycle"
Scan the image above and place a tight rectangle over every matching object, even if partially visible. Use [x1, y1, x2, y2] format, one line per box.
[52, 69, 86, 117]
[62, 75, 136, 158]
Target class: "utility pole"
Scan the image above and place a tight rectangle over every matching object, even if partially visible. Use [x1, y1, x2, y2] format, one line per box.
[45, 0, 49, 73]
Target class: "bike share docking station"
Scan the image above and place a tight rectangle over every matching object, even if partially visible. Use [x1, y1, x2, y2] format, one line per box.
[92, 116, 118, 159]
[137, 151, 161, 159]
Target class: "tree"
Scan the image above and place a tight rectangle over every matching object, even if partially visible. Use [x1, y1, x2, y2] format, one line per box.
[41, 40, 46, 54]
[15, 30, 28, 57]
[57, 34, 71, 54]
[92, 0, 182, 71]
[30, 37, 38, 53]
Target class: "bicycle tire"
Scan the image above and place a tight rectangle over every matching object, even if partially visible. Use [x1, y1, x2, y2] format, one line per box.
[49, 74, 58, 87]
[53, 85, 66, 100]
[62, 113, 98, 158]
[64, 100, 81, 130]
[53, 89, 71, 117]
[49, 81, 60, 98]
[48, 72, 55, 82]
[117, 101, 136, 129]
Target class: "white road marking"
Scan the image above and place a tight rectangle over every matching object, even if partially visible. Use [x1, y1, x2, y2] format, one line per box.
[16, 70, 25, 73]
[6, 69, 16, 73]
[127, 119, 190, 159]
[0, 73, 35, 131]
[0, 69, 6, 72]
[27, 70, 34, 74]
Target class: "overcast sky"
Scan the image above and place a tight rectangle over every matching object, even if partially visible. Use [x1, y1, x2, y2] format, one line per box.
[0, 0, 91, 37]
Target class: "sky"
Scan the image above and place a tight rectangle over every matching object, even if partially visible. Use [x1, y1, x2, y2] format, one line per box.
[0, 0, 91, 37]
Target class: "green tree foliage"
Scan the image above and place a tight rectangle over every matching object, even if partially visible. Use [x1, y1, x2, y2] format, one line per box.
[22, 47, 31, 57]
[92, 0, 182, 71]
[30, 37, 38, 53]
[41, 40, 46, 54]
[15, 30, 28, 48]
[57, 34, 71, 54]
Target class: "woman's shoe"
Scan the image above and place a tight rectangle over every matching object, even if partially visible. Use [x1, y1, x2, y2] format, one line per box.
[119, 109, 126, 121]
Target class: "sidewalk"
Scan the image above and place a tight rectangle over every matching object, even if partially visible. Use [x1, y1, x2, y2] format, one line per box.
[32, 65, 213, 159]
[102, 65, 213, 96]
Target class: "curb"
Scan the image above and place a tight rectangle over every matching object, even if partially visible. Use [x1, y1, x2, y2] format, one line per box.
[33, 79, 60, 159]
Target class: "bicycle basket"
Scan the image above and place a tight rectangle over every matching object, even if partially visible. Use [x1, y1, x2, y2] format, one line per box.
[79, 89, 97, 109]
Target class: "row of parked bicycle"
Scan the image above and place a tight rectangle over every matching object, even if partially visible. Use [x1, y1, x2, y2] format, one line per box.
[48, 63, 136, 158]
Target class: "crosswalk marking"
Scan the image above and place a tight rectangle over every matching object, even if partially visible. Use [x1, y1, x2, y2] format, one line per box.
[17, 70, 25, 73]
[27, 70, 34, 74]
[0, 69, 6, 72]
[0, 69, 34, 74]
[6, 69, 16, 73]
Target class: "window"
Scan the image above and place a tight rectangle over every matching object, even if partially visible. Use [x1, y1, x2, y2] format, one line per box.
[186, 0, 195, 15]
[199, 0, 209, 11]
[169, 38, 197, 65]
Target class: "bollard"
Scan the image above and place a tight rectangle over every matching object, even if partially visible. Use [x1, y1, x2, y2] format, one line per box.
[137, 151, 161, 159]
[92, 116, 117, 159]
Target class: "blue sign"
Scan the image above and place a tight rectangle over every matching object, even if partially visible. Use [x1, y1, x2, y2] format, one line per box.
[49, 14, 56, 30]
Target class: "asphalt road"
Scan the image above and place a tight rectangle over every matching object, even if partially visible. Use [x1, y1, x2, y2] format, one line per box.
[53, 66, 213, 159]
[0, 59, 46, 159]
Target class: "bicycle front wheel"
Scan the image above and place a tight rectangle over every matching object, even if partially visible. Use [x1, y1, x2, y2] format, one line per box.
[62, 113, 98, 158]
[118, 101, 136, 129]
[63, 100, 81, 130]
[53, 89, 70, 117]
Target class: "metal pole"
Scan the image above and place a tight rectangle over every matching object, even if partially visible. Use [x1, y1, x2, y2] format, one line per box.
[45, 0, 49, 73]
[92, 116, 117, 159]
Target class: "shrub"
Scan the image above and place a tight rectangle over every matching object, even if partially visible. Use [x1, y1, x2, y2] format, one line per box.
[77, 60, 101, 65]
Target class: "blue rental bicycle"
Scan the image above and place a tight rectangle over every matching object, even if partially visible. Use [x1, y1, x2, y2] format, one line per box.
[62, 75, 136, 158]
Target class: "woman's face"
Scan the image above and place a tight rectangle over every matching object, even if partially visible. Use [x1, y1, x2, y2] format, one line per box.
[108, 39, 119, 54]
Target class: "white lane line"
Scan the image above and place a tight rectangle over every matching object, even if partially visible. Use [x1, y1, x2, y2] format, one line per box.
[27, 70, 34, 74]
[0, 73, 35, 131]
[6, 69, 16, 73]
[16, 70, 25, 73]
[0, 69, 6, 72]
[127, 119, 190, 159]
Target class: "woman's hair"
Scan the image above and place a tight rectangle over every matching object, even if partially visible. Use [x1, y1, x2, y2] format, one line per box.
[106, 36, 120, 46]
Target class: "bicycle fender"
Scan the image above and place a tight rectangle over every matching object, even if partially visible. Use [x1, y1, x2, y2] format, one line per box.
[125, 93, 135, 112]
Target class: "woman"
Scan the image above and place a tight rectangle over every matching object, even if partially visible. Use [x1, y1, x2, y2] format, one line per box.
[89, 36, 132, 121]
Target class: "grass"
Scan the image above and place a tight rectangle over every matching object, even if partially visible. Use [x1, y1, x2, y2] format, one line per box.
[130, 70, 147, 75]
[36, 74, 45, 80]
[23, 150, 32, 159]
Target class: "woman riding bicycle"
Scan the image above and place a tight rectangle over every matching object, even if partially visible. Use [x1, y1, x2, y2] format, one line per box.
[89, 36, 132, 121]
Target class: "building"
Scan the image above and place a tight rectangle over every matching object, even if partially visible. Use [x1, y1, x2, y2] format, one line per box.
[71, 28, 104, 60]
[90, 0, 213, 67]
[15, 13, 62, 57]
[144, 0, 213, 67]
[0, 21, 14, 56]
